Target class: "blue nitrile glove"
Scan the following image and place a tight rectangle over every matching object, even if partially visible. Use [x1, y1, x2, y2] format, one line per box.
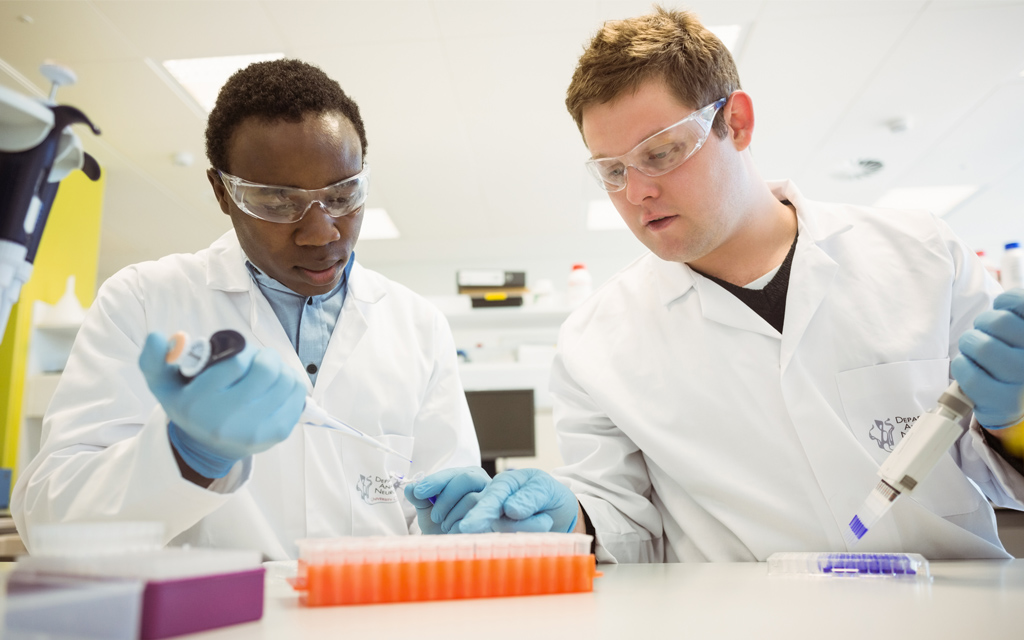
[457, 468, 579, 534]
[404, 467, 491, 534]
[952, 289, 1024, 429]
[139, 332, 307, 478]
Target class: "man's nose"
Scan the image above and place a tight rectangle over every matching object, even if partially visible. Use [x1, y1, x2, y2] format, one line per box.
[624, 166, 659, 205]
[294, 201, 342, 246]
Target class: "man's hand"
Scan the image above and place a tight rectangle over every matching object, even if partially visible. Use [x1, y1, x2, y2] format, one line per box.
[952, 289, 1024, 430]
[457, 469, 579, 534]
[139, 332, 306, 479]
[404, 467, 491, 534]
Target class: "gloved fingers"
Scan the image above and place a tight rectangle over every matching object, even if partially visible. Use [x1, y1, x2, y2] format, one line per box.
[404, 482, 435, 509]
[240, 371, 306, 446]
[456, 470, 528, 533]
[258, 373, 307, 441]
[993, 289, 1024, 317]
[412, 466, 489, 502]
[973, 309, 1024, 350]
[428, 470, 491, 524]
[138, 332, 179, 396]
[502, 474, 569, 520]
[186, 345, 269, 395]
[488, 513, 555, 533]
[952, 354, 1023, 427]
[440, 492, 481, 534]
[958, 329, 1024, 384]
[223, 347, 285, 397]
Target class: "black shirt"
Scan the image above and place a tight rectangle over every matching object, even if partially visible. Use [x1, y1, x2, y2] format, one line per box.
[692, 233, 798, 334]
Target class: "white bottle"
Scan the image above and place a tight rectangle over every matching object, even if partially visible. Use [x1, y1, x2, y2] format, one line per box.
[975, 250, 1001, 285]
[566, 263, 593, 308]
[1001, 242, 1024, 291]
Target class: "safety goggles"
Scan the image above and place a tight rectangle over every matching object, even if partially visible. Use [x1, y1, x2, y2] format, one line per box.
[585, 98, 727, 192]
[217, 165, 370, 223]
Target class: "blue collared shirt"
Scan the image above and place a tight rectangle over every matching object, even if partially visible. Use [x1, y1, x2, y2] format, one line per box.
[245, 256, 355, 385]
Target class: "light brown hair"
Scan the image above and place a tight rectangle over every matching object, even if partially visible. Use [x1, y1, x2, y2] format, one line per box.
[566, 6, 741, 139]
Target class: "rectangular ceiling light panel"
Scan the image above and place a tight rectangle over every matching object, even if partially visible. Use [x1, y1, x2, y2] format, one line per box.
[872, 185, 979, 218]
[162, 53, 285, 113]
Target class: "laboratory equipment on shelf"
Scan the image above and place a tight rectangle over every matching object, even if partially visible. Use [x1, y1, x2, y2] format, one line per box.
[0, 63, 101, 343]
[975, 250, 1000, 284]
[566, 263, 593, 308]
[843, 381, 974, 546]
[1002, 242, 1024, 291]
[165, 329, 412, 462]
[290, 532, 601, 606]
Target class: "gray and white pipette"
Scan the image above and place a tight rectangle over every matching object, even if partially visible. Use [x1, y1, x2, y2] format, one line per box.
[843, 381, 974, 547]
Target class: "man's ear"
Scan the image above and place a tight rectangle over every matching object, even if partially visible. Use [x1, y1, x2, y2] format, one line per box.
[722, 91, 754, 152]
[206, 169, 231, 216]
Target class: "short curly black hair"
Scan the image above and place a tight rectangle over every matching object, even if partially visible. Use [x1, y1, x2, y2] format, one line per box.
[204, 58, 368, 172]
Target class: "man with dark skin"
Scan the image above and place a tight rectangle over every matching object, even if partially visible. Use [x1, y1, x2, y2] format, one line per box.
[13, 59, 480, 559]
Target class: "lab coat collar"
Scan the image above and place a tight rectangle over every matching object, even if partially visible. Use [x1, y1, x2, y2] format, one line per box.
[650, 179, 853, 307]
[767, 179, 852, 243]
[649, 180, 853, 341]
[771, 179, 851, 372]
[345, 261, 386, 305]
[203, 229, 386, 305]
[206, 229, 251, 293]
[651, 257, 697, 308]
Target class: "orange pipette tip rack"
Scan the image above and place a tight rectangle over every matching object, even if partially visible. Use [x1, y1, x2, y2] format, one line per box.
[290, 532, 602, 606]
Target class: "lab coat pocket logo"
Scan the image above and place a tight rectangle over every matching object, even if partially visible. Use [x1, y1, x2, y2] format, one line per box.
[868, 415, 919, 452]
[836, 359, 948, 464]
[356, 473, 399, 505]
[869, 419, 896, 452]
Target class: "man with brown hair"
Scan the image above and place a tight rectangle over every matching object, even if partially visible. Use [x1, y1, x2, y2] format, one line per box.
[411, 6, 1024, 563]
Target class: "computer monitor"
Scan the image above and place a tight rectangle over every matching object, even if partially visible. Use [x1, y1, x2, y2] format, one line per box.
[464, 389, 536, 477]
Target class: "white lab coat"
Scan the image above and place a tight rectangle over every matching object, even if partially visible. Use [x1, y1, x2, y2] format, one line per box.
[12, 230, 480, 559]
[552, 180, 1024, 563]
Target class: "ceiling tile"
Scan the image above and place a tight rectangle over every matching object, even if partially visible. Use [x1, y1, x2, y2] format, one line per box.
[264, 0, 441, 46]
[0, 1, 137, 95]
[92, 0, 286, 60]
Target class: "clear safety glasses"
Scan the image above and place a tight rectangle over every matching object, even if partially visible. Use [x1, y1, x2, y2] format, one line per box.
[218, 165, 370, 224]
[585, 98, 727, 192]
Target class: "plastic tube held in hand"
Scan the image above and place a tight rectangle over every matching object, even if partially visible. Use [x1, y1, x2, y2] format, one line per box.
[300, 398, 412, 464]
[843, 381, 974, 547]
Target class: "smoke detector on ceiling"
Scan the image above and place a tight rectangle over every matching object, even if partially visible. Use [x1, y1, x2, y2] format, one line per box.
[886, 116, 914, 133]
[832, 158, 884, 180]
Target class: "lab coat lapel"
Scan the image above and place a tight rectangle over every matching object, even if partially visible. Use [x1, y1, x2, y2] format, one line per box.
[204, 229, 313, 392]
[779, 240, 837, 373]
[649, 257, 777, 338]
[774, 180, 851, 374]
[248, 284, 312, 392]
[693, 275, 779, 338]
[313, 262, 383, 392]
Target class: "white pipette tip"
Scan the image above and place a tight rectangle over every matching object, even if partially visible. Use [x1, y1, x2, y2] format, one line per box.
[300, 400, 412, 463]
[843, 480, 900, 548]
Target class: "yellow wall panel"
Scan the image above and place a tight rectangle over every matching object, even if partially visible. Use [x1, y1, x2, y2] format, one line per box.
[0, 169, 105, 479]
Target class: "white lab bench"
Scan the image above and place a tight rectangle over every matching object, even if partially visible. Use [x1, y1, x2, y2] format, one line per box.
[183, 559, 1023, 639]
